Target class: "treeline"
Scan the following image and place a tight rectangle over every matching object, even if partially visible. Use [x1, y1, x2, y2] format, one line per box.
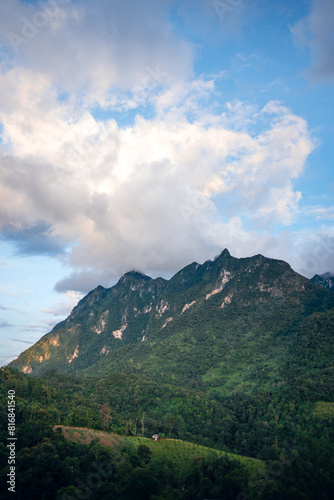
[1, 366, 333, 457]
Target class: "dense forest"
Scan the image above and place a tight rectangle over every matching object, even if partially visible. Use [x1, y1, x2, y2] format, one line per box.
[1, 366, 333, 499]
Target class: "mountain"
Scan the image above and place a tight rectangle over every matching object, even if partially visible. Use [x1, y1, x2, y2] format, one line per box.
[9, 249, 334, 397]
[4, 249, 334, 499]
[311, 272, 334, 290]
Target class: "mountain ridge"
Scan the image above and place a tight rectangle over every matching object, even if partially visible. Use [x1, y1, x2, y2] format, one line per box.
[9, 249, 334, 389]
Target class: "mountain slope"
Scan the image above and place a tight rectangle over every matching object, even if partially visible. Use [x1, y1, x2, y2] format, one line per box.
[54, 425, 264, 476]
[9, 250, 334, 393]
[10, 270, 168, 375]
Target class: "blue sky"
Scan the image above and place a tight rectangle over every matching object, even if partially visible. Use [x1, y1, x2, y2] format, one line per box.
[0, 0, 333, 365]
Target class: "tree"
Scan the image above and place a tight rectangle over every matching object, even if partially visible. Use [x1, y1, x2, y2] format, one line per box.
[99, 405, 112, 431]
[137, 444, 151, 464]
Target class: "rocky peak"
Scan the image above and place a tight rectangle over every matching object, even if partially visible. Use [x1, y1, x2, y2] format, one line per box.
[119, 271, 152, 284]
[216, 248, 231, 260]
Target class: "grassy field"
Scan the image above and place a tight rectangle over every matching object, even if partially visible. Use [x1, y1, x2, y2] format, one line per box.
[54, 426, 264, 478]
[127, 436, 264, 477]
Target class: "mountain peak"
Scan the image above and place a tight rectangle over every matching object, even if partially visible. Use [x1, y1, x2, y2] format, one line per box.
[214, 248, 231, 261]
[121, 270, 152, 281]
[221, 248, 230, 258]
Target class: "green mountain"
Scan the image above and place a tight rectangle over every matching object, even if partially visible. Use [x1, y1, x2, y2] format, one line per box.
[9, 249, 334, 397]
[4, 249, 334, 499]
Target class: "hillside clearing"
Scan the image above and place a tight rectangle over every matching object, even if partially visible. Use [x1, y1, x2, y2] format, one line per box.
[53, 425, 264, 477]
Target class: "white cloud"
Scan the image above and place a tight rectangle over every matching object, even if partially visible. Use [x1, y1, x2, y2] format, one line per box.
[0, 64, 317, 290]
[292, 226, 334, 277]
[0, 1, 331, 294]
[304, 205, 334, 220]
[290, 0, 334, 83]
[1, 355, 18, 367]
[41, 290, 84, 316]
[0, 0, 193, 104]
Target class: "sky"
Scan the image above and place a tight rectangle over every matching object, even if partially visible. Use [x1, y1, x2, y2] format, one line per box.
[0, 0, 334, 366]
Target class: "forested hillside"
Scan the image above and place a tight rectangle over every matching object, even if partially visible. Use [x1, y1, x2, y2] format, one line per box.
[9, 250, 334, 383]
[3, 251, 334, 499]
[1, 360, 334, 499]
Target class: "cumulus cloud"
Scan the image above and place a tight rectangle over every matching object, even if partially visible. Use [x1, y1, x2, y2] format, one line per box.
[41, 291, 85, 321]
[0, 63, 317, 291]
[290, 0, 334, 83]
[292, 227, 334, 277]
[0, 0, 193, 104]
[0, 0, 331, 295]
[53, 271, 112, 293]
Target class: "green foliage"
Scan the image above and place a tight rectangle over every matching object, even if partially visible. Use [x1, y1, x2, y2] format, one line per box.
[1, 363, 334, 499]
[3, 251, 334, 498]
